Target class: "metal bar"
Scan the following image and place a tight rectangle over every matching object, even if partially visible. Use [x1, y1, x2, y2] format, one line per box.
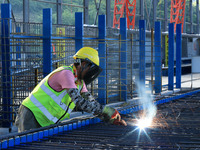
[98, 15, 106, 104]
[176, 24, 182, 89]
[106, 0, 111, 27]
[164, 0, 168, 32]
[153, 0, 157, 27]
[83, 0, 89, 24]
[94, 0, 102, 25]
[168, 23, 174, 91]
[2, 90, 200, 149]
[151, 28, 154, 93]
[190, 0, 193, 33]
[140, 0, 144, 20]
[154, 21, 161, 94]
[119, 34, 121, 101]
[197, 0, 199, 34]
[57, 0, 62, 24]
[1, 3, 12, 128]
[75, 12, 83, 52]
[23, 0, 29, 24]
[31, 0, 84, 8]
[16, 26, 21, 68]
[131, 34, 133, 98]
[35, 69, 38, 87]
[139, 20, 146, 85]
[106, 43, 108, 104]
[120, 17, 127, 101]
[43, 8, 52, 77]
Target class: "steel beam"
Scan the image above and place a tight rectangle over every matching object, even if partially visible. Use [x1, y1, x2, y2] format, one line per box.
[1, 3, 12, 128]
[139, 20, 146, 85]
[153, 0, 157, 27]
[106, 0, 111, 27]
[176, 24, 182, 89]
[164, 0, 168, 32]
[154, 21, 161, 93]
[196, 0, 199, 34]
[43, 8, 52, 77]
[190, 0, 193, 33]
[140, 0, 144, 20]
[168, 23, 174, 91]
[120, 18, 127, 101]
[98, 15, 106, 104]
[57, 0, 62, 24]
[75, 12, 83, 52]
[83, 0, 89, 24]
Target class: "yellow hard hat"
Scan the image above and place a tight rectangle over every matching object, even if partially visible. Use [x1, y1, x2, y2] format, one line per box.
[73, 47, 99, 66]
[73, 47, 102, 84]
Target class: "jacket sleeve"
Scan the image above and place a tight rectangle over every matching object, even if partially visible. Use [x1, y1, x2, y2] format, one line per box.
[67, 88, 103, 115]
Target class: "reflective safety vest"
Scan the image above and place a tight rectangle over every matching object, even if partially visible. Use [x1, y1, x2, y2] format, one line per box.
[22, 66, 83, 127]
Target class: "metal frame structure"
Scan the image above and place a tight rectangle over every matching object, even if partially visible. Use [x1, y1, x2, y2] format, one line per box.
[1, 2, 200, 131]
[1, 88, 200, 149]
[113, 0, 137, 29]
[0, 3, 166, 128]
[170, 0, 186, 32]
[2, 0, 197, 33]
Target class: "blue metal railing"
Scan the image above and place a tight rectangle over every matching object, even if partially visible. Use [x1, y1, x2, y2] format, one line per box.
[1, 3, 184, 128]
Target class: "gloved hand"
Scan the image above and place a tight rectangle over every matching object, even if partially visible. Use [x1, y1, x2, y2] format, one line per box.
[101, 106, 127, 126]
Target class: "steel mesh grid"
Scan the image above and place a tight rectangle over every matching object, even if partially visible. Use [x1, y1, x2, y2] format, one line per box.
[52, 24, 75, 38]
[1, 19, 200, 126]
[106, 27, 120, 38]
[11, 22, 43, 36]
[84, 26, 98, 38]
[4, 92, 200, 150]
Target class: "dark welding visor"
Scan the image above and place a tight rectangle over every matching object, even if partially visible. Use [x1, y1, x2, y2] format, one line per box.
[83, 64, 102, 85]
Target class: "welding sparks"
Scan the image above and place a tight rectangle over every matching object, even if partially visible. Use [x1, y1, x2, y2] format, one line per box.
[135, 81, 157, 130]
[136, 118, 152, 130]
[120, 81, 157, 143]
[133, 81, 157, 142]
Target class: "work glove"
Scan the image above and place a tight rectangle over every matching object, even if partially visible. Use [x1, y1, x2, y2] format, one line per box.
[100, 106, 127, 126]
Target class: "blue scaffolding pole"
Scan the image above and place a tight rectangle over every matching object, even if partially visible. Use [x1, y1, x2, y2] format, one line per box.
[154, 21, 162, 93]
[139, 20, 146, 86]
[1, 3, 12, 128]
[75, 12, 83, 52]
[176, 24, 182, 89]
[43, 8, 52, 77]
[168, 23, 174, 90]
[98, 15, 106, 104]
[16, 26, 21, 68]
[120, 18, 127, 101]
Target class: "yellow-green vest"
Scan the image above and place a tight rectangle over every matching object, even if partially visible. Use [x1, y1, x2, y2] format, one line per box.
[22, 66, 83, 127]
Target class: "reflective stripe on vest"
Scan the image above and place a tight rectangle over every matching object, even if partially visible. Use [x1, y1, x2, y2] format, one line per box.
[23, 66, 83, 126]
[29, 83, 74, 123]
[29, 94, 58, 123]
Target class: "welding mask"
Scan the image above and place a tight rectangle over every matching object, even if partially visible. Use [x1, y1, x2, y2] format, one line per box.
[73, 47, 102, 85]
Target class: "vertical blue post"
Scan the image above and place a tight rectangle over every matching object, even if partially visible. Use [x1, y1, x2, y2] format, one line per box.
[176, 24, 182, 89]
[1, 4, 12, 127]
[98, 15, 106, 104]
[43, 8, 52, 77]
[168, 23, 174, 90]
[154, 22, 162, 93]
[139, 20, 146, 85]
[75, 12, 83, 52]
[16, 26, 21, 68]
[120, 18, 127, 101]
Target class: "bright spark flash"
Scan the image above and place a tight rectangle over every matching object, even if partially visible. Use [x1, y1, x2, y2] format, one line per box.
[136, 118, 152, 130]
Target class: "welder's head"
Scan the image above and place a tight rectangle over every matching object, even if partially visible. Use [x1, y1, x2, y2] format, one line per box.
[73, 47, 102, 85]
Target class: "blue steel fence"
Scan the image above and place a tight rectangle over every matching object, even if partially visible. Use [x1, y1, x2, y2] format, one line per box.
[0, 3, 185, 128]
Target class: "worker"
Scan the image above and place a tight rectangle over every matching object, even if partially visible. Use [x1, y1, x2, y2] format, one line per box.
[15, 47, 127, 132]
